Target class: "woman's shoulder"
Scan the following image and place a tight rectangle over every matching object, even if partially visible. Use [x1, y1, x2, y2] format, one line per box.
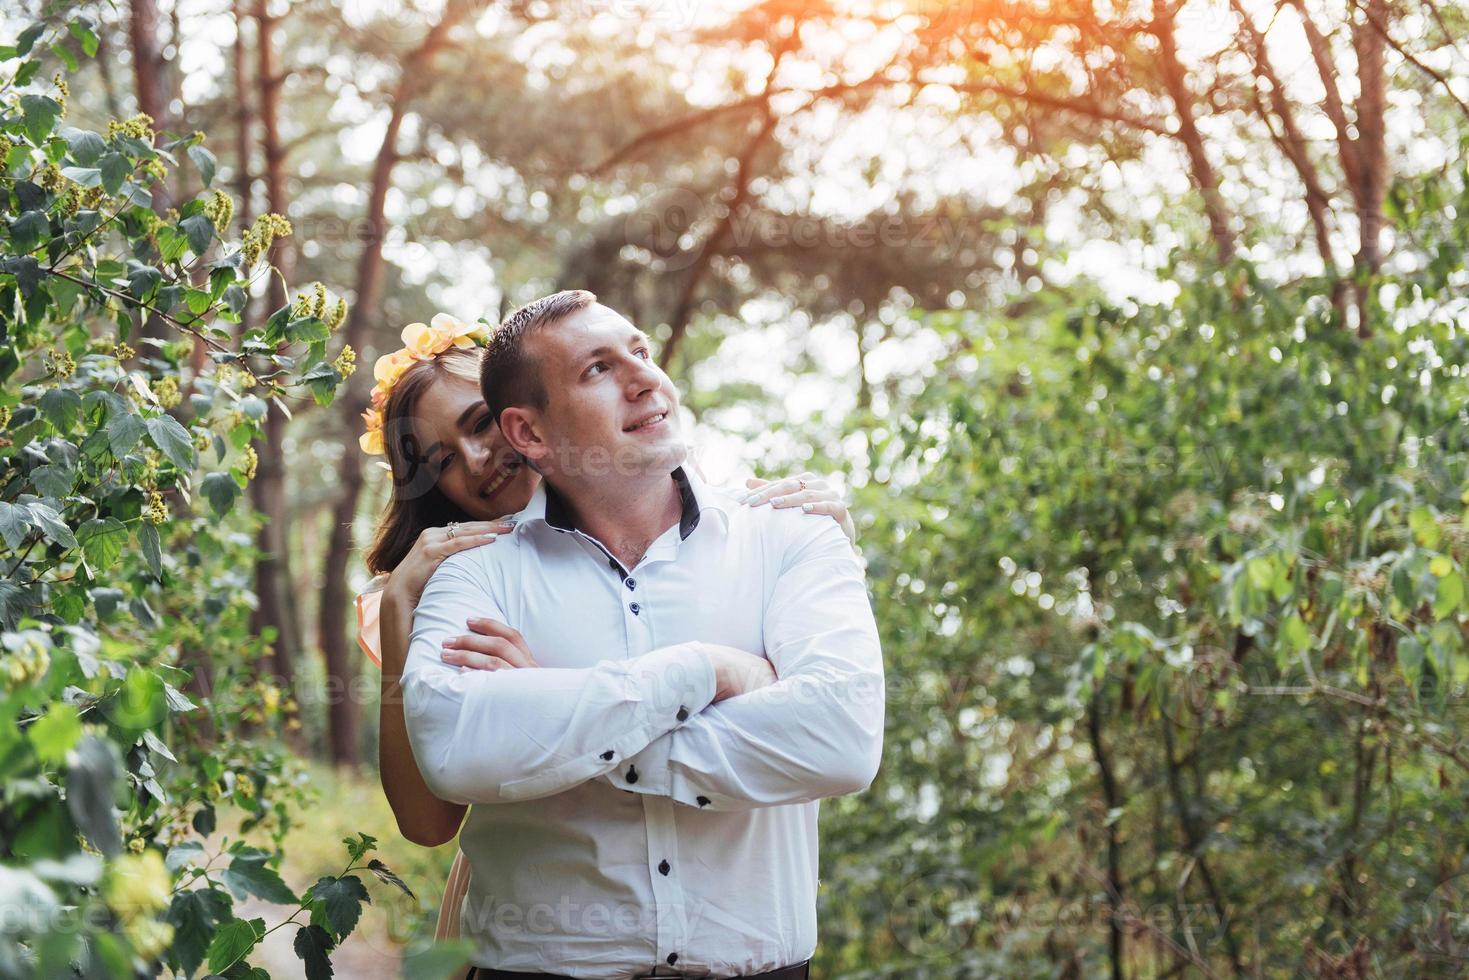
[358, 570, 393, 593]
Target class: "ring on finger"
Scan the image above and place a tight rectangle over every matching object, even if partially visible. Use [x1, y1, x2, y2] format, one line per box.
[797, 478, 807, 491]
[447, 521, 459, 539]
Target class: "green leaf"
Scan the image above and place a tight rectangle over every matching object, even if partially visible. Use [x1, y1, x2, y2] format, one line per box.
[1280, 614, 1311, 653]
[109, 669, 166, 730]
[26, 502, 77, 549]
[366, 859, 414, 899]
[60, 165, 100, 187]
[139, 522, 163, 579]
[29, 703, 81, 765]
[29, 462, 73, 498]
[19, 94, 61, 144]
[14, 22, 45, 57]
[77, 517, 127, 571]
[50, 41, 77, 73]
[146, 414, 197, 469]
[206, 917, 264, 974]
[107, 412, 147, 455]
[293, 924, 335, 980]
[202, 471, 242, 517]
[1435, 572, 1464, 619]
[0, 501, 29, 549]
[68, 19, 100, 57]
[223, 851, 299, 905]
[181, 213, 214, 256]
[165, 886, 231, 977]
[306, 874, 368, 939]
[63, 128, 106, 165]
[65, 735, 122, 857]
[99, 152, 130, 195]
[187, 145, 217, 188]
[1409, 507, 1441, 548]
[9, 210, 48, 252]
[39, 388, 82, 430]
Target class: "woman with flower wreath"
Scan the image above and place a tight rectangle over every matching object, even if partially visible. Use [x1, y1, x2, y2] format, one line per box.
[353, 312, 858, 939]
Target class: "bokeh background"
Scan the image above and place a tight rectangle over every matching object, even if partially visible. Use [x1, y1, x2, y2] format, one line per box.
[2, 0, 1468, 975]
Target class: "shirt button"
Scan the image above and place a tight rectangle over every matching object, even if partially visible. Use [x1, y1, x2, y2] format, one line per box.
[626, 765, 639, 784]
[676, 706, 689, 722]
[658, 859, 670, 876]
[696, 796, 711, 807]
[600, 750, 614, 761]
[629, 602, 641, 615]
[626, 577, 636, 590]
[667, 953, 679, 965]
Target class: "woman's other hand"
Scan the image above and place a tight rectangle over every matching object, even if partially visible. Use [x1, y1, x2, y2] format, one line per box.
[740, 471, 857, 544]
[382, 519, 515, 608]
[440, 617, 540, 671]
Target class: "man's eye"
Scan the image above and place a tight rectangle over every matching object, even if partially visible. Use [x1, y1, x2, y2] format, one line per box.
[634, 347, 651, 360]
[474, 415, 492, 433]
[586, 362, 607, 377]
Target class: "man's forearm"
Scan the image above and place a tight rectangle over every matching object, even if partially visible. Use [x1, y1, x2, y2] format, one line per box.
[404, 642, 719, 805]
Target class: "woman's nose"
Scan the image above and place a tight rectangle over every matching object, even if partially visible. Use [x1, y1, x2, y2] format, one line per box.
[461, 439, 491, 476]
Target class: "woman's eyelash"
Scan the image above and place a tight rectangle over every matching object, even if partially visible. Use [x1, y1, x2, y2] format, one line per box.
[474, 415, 492, 432]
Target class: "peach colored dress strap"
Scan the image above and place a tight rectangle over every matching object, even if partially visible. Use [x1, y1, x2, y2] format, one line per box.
[355, 574, 471, 941]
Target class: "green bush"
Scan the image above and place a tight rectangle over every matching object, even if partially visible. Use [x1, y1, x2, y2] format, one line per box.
[0, 17, 465, 979]
[816, 166, 1469, 975]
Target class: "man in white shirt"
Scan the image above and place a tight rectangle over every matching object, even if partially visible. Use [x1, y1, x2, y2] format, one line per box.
[402, 289, 884, 978]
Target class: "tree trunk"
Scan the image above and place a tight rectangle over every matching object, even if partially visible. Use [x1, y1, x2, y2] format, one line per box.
[316, 4, 472, 766]
[1152, 0, 1235, 265]
[249, 0, 302, 698]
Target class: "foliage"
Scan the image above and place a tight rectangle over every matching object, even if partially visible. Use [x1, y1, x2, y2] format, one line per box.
[0, 16, 442, 978]
[813, 164, 1469, 976]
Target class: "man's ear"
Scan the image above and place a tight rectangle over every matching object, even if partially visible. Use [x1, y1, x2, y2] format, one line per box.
[498, 406, 549, 464]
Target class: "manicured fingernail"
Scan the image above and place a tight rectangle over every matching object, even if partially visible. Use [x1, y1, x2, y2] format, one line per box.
[482, 533, 497, 541]
[802, 502, 814, 512]
[770, 496, 784, 506]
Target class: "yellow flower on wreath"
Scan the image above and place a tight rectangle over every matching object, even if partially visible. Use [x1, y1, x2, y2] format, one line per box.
[360, 313, 492, 456]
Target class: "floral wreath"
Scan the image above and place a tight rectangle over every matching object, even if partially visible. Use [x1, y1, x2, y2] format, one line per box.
[359, 313, 492, 455]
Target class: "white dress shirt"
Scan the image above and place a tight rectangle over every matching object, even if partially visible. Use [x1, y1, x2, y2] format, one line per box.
[402, 467, 884, 977]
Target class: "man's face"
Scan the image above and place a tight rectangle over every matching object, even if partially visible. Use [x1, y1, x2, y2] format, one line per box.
[523, 303, 685, 480]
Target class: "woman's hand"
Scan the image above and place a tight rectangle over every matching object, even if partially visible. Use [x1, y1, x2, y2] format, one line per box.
[440, 617, 540, 671]
[382, 520, 515, 608]
[740, 471, 857, 544]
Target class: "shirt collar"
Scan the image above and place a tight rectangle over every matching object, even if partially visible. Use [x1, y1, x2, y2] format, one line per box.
[515, 464, 732, 541]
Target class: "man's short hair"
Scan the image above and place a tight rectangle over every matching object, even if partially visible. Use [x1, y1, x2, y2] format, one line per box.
[482, 289, 597, 423]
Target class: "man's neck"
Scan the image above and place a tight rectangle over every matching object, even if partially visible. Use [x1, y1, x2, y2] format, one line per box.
[548, 470, 683, 570]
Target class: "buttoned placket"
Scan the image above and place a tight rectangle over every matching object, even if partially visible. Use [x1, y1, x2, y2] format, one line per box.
[566, 522, 693, 970]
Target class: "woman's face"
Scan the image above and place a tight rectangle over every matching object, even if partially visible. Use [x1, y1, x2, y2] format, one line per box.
[407, 376, 540, 520]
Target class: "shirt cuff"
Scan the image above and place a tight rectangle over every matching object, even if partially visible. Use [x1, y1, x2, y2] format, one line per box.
[603, 642, 714, 798]
[500, 641, 715, 802]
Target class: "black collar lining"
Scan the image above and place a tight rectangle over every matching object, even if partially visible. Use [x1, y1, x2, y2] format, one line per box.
[542, 466, 702, 543]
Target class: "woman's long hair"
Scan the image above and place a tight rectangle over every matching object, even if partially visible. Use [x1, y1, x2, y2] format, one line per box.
[364, 346, 484, 574]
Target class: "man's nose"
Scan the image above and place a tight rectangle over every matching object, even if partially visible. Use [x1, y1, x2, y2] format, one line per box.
[624, 354, 664, 397]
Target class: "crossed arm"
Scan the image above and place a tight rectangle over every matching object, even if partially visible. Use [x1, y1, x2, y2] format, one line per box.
[400, 519, 884, 810]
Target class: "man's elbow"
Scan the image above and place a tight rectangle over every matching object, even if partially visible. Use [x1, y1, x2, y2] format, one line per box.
[820, 727, 883, 798]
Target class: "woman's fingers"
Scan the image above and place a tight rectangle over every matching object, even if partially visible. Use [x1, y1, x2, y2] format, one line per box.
[439, 648, 514, 671]
[745, 474, 829, 507]
[442, 633, 534, 669]
[465, 617, 538, 666]
[431, 531, 501, 560]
